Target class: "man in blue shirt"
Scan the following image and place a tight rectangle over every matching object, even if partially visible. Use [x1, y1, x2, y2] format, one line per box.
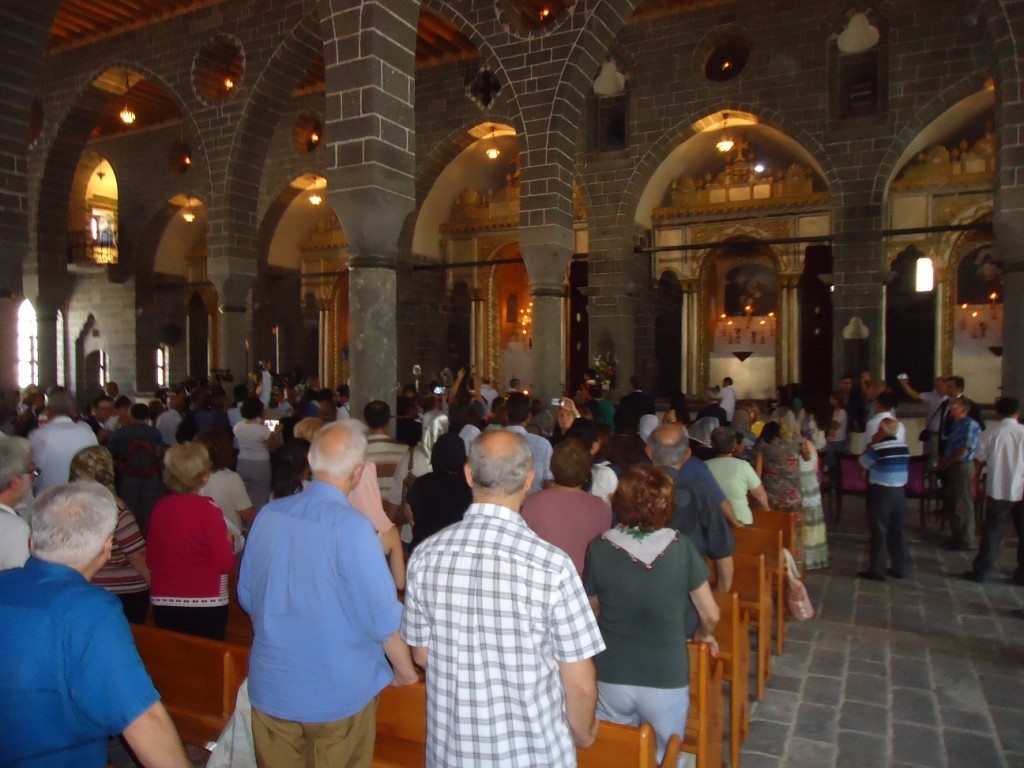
[240, 420, 418, 767]
[937, 397, 983, 551]
[858, 418, 911, 581]
[0, 482, 189, 768]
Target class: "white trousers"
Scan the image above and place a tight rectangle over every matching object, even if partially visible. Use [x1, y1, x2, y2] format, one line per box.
[597, 681, 690, 763]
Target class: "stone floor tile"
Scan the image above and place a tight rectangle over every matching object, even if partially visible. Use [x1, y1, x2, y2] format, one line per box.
[769, 673, 802, 693]
[891, 722, 946, 766]
[839, 700, 888, 733]
[847, 657, 887, 677]
[785, 736, 837, 767]
[844, 671, 890, 703]
[793, 702, 837, 743]
[890, 657, 933, 690]
[943, 728, 1006, 768]
[892, 687, 939, 726]
[978, 673, 1022, 709]
[736, 751, 784, 768]
[836, 730, 888, 768]
[990, 706, 1024, 752]
[940, 706, 992, 733]
[753, 689, 800, 724]
[742, 719, 790, 757]
[802, 674, 842, 705]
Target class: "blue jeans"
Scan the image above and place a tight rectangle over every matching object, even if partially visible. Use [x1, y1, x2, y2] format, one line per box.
[597, 681, 689, 762]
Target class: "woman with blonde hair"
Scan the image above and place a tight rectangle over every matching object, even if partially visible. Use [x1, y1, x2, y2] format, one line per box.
[70, 445, 151, 624]
[146, 442, 236, 639]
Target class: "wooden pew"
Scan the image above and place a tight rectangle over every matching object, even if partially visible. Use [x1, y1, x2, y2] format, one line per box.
[374, 681, 680, 768]
[374, 682, 427, 768]
[714, 590, 751, 768]
[730, 553, 772, 700]
[130, 625, 249, 747]
[733, 526, 786, 655]
[682, 640, 725, 768]
[751, 508, 803, 575]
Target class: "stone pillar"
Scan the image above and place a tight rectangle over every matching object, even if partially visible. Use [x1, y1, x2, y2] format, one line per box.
[520, 228, 574, 403]
[208, 258, 255, 383]
[681, 280, 699, 394]
[1002, 267, 1024, 397]
[348, 260, 397, 415]
[530, 284, 566, 403]
[34, 297, 60, 389]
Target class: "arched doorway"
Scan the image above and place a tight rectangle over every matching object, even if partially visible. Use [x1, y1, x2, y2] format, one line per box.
[886, 246, 937, 392]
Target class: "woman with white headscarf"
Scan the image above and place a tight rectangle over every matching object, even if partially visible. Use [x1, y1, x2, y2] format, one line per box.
[410, 410, 449, 478]
[688, 416, 720, 461]
[638, 413, 660, 444]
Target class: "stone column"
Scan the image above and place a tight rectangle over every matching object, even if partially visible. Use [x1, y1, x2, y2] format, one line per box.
[520, 228, 574, 403]
[680, 279, 699, 394]
[1002, 267, 1024, 397]
[348, 259, 397, 415]
[34, 297, 60, 389]
[207, 258, 255, 383]
[530, 284, 566, 403]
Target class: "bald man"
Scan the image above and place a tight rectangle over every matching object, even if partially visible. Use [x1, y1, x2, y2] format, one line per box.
[403, 430, 605, 767]
[240, 420, 417, 768]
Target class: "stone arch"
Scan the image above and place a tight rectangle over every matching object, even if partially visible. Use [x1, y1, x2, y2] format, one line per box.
[622, 105, 843, 229]
[872, 75, 994, 206]
[29, 61, 210, 296]
[408, 117, 522, 258]
[219, 8, 321, 264]
[535, 0, 643, 227]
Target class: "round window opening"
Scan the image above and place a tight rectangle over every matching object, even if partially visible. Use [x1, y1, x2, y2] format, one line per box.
[193, 35, 245, 104]
[704, 40, 750, 82]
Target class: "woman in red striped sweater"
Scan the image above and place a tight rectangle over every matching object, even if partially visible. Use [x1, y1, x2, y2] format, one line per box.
[146, 442, 236, 640]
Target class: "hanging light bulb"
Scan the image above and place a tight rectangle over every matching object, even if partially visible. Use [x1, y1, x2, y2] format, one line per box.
[224, 77, 235, 91]
[715, 112, 734, 153]
[485, 125, 500, 160]
[307, 176, 322, 206]
[182, 196, 196, 223]
[119, 73, 136, 125]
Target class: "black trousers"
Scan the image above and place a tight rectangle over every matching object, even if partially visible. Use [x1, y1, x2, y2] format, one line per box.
[152, 604, 229, 640]
[971, 498, 1024, 581]
[866, 484, 910, 576]
[117, 589, 150, 625]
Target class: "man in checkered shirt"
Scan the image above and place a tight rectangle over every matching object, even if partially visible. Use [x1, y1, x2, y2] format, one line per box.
[402, 430, 605, 767]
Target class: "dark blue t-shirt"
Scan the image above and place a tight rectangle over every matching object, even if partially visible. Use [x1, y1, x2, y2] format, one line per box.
[0, 557, 159, 768]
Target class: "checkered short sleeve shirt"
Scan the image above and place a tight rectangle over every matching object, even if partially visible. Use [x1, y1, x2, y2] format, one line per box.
[402, 502, 606, 767]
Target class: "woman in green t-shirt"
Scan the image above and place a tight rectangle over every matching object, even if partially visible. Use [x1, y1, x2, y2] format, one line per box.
[583, 464, 720, 762]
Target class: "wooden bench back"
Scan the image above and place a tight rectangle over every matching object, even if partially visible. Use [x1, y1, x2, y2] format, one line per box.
[714, 590, 751, 768]
[750, 509, 802, 569]
[579, 721, 657, 768]
[130, 625, 249, 747]
[682, 640, 724, 768]
[733, 526, 783, 570]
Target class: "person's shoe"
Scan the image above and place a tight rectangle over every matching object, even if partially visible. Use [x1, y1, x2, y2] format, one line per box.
[886, 568, 906, 580]
[858, 570, 886, 582]
[962, 570, 986, 583]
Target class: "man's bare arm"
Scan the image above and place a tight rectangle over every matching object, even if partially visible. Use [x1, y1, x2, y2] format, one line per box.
[714, 555, 734, 594]
[121, 701, 191, 768]
[558, 658, 599, 749]
[411, 645, 428, 669]
[383, 631, 419, 685]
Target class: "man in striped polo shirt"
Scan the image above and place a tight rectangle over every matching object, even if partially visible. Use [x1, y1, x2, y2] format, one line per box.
[858, 417, 911, 581]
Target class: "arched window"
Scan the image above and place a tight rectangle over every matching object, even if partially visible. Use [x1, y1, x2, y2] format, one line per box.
[17, 300, 38, 388]
[56, 309, 66, 387]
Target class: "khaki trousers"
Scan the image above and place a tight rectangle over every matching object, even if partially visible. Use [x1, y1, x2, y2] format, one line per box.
[251, 698, 377, 768]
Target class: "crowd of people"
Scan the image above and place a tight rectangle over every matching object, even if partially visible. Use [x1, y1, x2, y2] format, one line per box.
[0, 362, 1022, 767]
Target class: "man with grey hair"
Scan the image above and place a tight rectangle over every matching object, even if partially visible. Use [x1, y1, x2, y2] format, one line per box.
[648, 423, 735, 611]
[0, 482, 190, 768]
[240, 420, 418, 767]
[403, 430, 605, 766]
[28, 387, 97, 492]
[0, 437, 33, 568]
[858, 417, 911, 580]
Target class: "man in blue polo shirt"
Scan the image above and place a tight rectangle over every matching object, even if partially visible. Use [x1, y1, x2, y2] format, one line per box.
[0, 482, 189, 768]
[240, 420, 418, 767]
[858, 418, 911, 581]
[937, 396, 983, 551]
